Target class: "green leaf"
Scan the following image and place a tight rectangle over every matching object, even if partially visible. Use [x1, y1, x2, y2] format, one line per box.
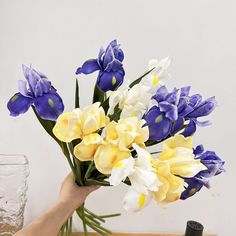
[145, 139, 158, 146]
[101, 97, 109, 114]
[93, 84, 105, 104]
[129, 67, 155, 88]
[31, 106, 62, 147]
[108, 104, 121, 122]
[75, 78, 80, 108]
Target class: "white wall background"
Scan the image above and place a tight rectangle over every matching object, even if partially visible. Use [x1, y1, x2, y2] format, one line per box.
[0, 0, 235, 235]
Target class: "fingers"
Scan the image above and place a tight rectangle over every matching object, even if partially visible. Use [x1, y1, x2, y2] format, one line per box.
[82, 185, 101, 196]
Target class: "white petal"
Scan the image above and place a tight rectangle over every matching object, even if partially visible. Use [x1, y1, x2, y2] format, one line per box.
[109, 157, 134, 186]
[129, 168, 159, 194]
[132, 143, 152, 169]
[123, 188, 152, 212]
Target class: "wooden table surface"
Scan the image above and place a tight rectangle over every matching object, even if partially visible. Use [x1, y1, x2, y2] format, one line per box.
[72, 233, 216, 236]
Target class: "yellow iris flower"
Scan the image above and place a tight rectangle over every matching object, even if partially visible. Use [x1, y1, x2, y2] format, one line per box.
[152, 135, 206, 206]
[94, 143, 131, 174]
[74, 133, 104, 161]
[53, 102, 107, 142]
[105, 117, 149, 151]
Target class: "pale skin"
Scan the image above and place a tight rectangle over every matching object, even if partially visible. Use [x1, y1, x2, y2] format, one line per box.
[14, 173, 99, 236]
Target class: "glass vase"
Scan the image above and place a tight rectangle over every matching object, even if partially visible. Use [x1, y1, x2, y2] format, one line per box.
[0, 154, 29, 235]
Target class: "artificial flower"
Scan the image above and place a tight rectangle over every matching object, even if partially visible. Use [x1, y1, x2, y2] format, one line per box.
[108, 84, 152, 119]
[181, 148, 225, 200]
[105, 117, 149, 151]
[123, 188, 152, 212]
[76, 40, 125, 92]
[94, 143, 131, 174]
[141, 57, 171, 93]
[53, 102, 106, 142]
[7, 65, 64, 120]
[73, 133, 104, 161]
[144, 86, 217, 141]
[109, 144, 159, 194]
[152, 135, 206, 206]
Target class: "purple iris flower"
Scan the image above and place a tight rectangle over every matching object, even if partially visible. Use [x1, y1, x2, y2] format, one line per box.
[181, 147, 225, 200]
[7, 65, 64, 121]
[76, 40, 125, 92]
[143, 106, 172, 141]
[143, 86, 217, 141]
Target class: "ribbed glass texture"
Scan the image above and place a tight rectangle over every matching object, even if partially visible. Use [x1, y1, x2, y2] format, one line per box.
[0, 155, 29, 235]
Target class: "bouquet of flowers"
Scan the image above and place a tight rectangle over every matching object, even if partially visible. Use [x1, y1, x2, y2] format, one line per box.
[7, 40, 225, 235]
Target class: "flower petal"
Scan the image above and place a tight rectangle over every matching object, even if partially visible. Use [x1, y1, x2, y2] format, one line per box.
[18, 80, 31, 97]
[181, 119, 197, 137]
[53, 111, 82, 142]
[97, 70, 124, 92]
[143, 106, 172, 141]
[76, 59, 100, 75]
[7, 93, 33, 116]
[74, 134, 104, 161]
[94, 143, 131, 174]
[123, 188, 152, 212]
[34, 91, 64, 121]
[109, 157, 135, 186]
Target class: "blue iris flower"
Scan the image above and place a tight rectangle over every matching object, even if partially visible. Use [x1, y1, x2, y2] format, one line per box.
[76, 40, 125, 92]
[7, 65, 64, 121]
[180, 146, 225, 200]
[143, 86, 217, 141]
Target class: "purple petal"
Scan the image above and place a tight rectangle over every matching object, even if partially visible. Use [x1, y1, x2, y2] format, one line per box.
[34, 92, 64, 120]
[22, 64, 37, 95]
[152, 86, 169, 102]
[105, 58, 123, 72]
[159, 101, 178, 121]
[97, 70, 124, 92]
[98, 47, 105, 67]
[195, 119, 212, 127]
[188, 96, 217, 118]
[103, 45, 115, 70]
[7, 93, 33, 116]
[193, 145, 204, 156]
[166, 88, 181, 105]
[143, 106, 172, 141]
[18, 80, 31, 97]
[181, 119, 196, 137]
[180, 86, 191, 96]
[189, 94, 202, 108]
[180, 178, 204, 200]
[171, 116, 184, 134]
[76, 59, 100, 75]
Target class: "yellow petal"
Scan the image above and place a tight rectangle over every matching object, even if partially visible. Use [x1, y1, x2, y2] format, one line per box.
[83, 114, 99, 135]
[74, 134, 104, 161]
[94, 143, 131, 174]
[53, 112, 82, 142]
[162, 135, 192, 154]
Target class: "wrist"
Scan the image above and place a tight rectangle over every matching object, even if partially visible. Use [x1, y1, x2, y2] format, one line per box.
[55, 200, 75, 217]
[57, 198, 83, 214]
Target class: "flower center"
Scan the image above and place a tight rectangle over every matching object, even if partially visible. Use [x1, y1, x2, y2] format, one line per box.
[152, 75, 159, 85]
[48, 98, 54, 107]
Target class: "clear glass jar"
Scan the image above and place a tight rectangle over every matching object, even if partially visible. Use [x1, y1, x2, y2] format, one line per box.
[0, 154, 29, 235]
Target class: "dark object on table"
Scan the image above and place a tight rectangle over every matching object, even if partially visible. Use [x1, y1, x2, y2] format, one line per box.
[185, 220, 204, 236]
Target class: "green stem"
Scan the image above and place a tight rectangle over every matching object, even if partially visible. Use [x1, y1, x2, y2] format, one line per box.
[81, 205, 88, 236]
[61, 143, 76, 176]
[84, 161, 95, 179]
[65, 220, 68, 236]
[68, 142, 83, 186]
[84, 213, 101, 225]
[68, 217, 72, 235]
[99, 213, 121, 218]
[84, 179, 110, 186]
[84, 208, 105, 223]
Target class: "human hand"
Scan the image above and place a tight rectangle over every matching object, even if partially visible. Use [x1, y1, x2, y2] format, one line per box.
[58, 173, 100, 211]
